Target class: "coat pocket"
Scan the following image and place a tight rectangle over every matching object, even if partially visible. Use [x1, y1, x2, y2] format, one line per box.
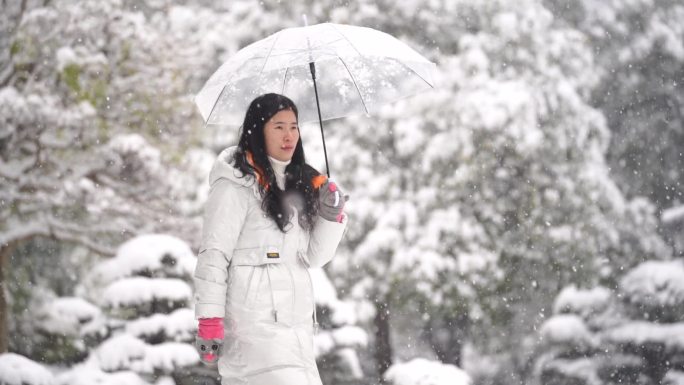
[232, 245, 284, 266]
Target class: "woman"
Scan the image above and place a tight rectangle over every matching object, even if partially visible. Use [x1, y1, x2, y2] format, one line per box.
[193, 93, 348, 385]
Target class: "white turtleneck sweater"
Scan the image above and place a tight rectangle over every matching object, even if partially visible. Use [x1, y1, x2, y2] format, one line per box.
[268, 155, 291, 190]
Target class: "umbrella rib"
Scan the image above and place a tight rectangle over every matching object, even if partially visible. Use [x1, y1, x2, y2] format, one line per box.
[328, 24, 369, 114]
[336, 56, 369, 115]
[328, 24, 364, 57]
[204, 84, 227, 126]
[327, 23, 435, 88]
[281, 66, 290, 94]
[258, 32, 282, 77]
[396, 59, 435, 88]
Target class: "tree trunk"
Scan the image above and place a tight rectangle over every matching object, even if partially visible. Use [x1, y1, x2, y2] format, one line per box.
[424, 311, 470, 367]
[373, 296, 393, 379]
[0, 243, 14, 353]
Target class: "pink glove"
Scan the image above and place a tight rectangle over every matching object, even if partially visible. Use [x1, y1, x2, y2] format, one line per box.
[196, 318, 223, 365]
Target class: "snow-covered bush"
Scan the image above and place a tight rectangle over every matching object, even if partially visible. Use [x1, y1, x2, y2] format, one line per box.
[56, 234, 200, 384]
[0, 353, 54, 385]
[534, 259, 684, 385]
[553, 286, 612, 320]
[619, 260, 684, 322]
[539, 314, 597, 353]
[383, 358, 471, 385]
[32, 296, 103, 363]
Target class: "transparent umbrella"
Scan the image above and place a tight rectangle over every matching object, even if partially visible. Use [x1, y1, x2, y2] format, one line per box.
[195, 20, 437, 176]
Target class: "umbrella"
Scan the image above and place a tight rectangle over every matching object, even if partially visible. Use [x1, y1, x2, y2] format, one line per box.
[195, 20, 437, 176]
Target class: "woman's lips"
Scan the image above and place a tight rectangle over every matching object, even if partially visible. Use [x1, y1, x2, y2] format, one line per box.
[282, 145, 294, 151]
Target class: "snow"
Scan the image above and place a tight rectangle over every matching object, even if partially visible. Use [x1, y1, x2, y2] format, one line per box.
[95, 234, 196, 283]
[38, 296, 101, 336]
[125, 308, 196, 341]
[96, 334, 147, 372]
[619, 260, 684, 310]
[129, 343, 198, 373]
[105, 133, 163, 176]
[331, 325, 368, 348]
[0, 353, 54, 385]
[552, 285, 612, 317]
[155, 377, 177, 385]
[102, 277, 192, 308]
[55, 45, 107, 71]
[536, 357, 601, 385]
[662, 204, 684, 224]
[314, 331, 335, 357]
[540, 314, 596, 349]
[56, 365, 151, 385]
[603, 321, 684, 352]
[383, 358, 471, 385]
[336, 347, 364, 378]
[310, 267, 337, 307]
[664, 370, 684, 385]
[94, 335, 198, 373]
[310, 267, 373, 325]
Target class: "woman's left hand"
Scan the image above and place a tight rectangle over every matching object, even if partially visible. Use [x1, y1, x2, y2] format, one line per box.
[319, 181, 348, 223]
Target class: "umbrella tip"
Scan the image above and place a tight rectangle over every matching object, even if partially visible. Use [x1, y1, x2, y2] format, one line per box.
[302, 14, 308, 27]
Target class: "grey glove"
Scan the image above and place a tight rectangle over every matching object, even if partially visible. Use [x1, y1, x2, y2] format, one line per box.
[319, 181, 349, 222]
[195, 336, 223, 366]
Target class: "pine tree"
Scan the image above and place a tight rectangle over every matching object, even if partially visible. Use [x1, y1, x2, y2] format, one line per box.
[56, 234, 200, 385]
[534, 259, 684, 385]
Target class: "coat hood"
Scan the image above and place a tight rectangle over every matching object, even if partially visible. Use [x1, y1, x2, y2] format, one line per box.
[208, 146, 257, 189]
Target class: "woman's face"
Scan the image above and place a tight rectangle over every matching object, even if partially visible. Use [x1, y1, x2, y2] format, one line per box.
[263, 109, 299, 162]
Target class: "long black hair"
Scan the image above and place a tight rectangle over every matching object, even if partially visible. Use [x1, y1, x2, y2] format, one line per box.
[232, 93, 322, 232]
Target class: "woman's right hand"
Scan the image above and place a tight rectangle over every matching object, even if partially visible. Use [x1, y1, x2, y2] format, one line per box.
[196, 318, 224, 365]
[195, 336, 223, 365]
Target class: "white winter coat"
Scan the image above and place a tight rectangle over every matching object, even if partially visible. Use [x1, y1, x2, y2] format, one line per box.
[193, 147, 347, 385]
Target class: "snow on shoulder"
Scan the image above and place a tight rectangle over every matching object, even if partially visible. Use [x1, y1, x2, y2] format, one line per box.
[383, 358, 471, 385]
[0, 353, 54, 385]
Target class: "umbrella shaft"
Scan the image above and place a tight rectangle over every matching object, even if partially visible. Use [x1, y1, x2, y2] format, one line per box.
[310, 62, 330, 178]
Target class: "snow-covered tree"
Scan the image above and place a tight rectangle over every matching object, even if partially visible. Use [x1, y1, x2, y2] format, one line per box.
[0, 0, 261, 353]
[533, 259, 684, 385]
[55, 234, 199, 385]
[318, 0, 670, 381]
[542, 0, 684, 214]
[310, 268, 370, 385]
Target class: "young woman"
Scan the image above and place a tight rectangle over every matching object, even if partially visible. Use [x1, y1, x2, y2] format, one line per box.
[193, 93, 348, 385]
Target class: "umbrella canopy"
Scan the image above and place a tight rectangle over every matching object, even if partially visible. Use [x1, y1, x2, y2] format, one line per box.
[195, 22, 437, 126]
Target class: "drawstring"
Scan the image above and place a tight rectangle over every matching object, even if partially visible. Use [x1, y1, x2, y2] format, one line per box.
[266, 264, 278, 322]
[305, 267, 319, 334]
[284, 263, 296, 316]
